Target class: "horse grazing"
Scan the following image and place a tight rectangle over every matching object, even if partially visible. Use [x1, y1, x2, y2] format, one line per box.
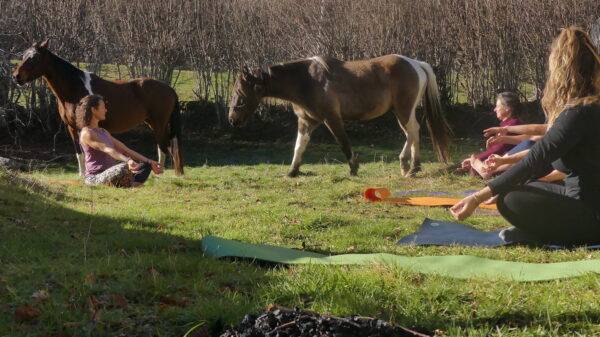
[12, 39, 184, 176]
[228, 54, 451, 177]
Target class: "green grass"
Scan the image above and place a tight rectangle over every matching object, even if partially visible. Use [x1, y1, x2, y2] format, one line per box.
[2, 138, 600, 336]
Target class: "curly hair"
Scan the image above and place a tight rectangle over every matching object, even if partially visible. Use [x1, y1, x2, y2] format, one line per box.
[542, 26, 600, 125]
[75, 94, 104, 129]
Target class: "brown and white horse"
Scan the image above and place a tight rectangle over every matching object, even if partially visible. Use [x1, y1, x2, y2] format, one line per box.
[229, 54, 451, 177]
[12, 40, 184, 175]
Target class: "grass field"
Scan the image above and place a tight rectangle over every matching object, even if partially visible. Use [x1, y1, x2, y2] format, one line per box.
[1, 136, 600, 337]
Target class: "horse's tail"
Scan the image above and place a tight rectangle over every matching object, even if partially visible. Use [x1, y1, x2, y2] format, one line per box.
[169, 98, 184, 176]
[418, 61, 452, 163]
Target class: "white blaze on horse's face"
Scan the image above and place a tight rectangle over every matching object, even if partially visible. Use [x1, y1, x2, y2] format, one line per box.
[13, 47, 42, 85]
[22, 48, 38, 61]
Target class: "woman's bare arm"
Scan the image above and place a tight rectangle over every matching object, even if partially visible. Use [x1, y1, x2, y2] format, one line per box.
[487, 134, 531, 147]
[538, 170, 567, 182]
[109, 133, 163, 174]
[483, 150, 530, 173]
[484, 124, 548, 137]
[502, 149, 530, 164]
[109, 135, 150, 163]
[507, 124, 547, 135]
[80, 129, 130, 162]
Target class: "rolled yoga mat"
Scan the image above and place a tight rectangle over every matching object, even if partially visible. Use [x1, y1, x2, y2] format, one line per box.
[363, 188, 497, 210]
[201, 235, 600, 282]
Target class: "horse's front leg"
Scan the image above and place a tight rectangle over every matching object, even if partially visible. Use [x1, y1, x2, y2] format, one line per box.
[288, 117, 319, 177]
[324, 116, 358, 176]
[67, 125, 85, 177]
[399, 139, 411, 176]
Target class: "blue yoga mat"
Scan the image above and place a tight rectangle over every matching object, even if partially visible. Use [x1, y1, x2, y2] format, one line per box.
[397, 218, 600, 249]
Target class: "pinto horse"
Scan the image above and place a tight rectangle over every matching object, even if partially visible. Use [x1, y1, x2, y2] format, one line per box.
[12, 40, 184, 175]
[228, 55, 451, 177]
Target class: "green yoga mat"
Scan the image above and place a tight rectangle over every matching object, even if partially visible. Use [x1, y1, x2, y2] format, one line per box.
[201, 236, 600, 282]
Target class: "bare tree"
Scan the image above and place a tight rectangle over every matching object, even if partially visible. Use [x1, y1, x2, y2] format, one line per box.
[2, 0, 600, 141]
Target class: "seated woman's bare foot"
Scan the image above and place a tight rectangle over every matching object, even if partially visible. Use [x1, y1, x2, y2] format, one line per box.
[455, 166, 469, 174]
[455, 157, 473, 174]
[470, 157, 492, 179]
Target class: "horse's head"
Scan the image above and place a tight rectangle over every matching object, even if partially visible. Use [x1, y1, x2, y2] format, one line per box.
[228, 67, 266, 127]
[12, 39, 51, 86]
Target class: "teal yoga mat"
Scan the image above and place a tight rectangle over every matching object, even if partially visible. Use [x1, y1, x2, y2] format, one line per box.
[201, 236, 600, 282]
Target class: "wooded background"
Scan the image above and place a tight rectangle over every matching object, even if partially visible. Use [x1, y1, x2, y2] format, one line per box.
[1, 0, 599, 144]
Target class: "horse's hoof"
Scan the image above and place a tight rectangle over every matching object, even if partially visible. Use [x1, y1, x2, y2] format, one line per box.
[287, 169, 300, 178]
[349, 163, 359, 176]
[400, 160, 410, 176]
[349, 164, 359, 176]
[404, 167, 421, 178]
[349, 154, 359, 176]
[400, 166, 410, 176]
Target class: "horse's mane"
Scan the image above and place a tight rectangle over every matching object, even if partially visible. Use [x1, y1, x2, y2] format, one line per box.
[47, 50, 85, 80]
[309, 56, 331, 73]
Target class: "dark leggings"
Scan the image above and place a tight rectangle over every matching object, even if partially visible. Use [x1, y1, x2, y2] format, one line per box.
[497, 181, 600, 245]
[133, 162, 152, 184]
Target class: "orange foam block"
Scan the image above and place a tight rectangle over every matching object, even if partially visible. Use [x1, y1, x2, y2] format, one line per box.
[363, 187, 497, 210]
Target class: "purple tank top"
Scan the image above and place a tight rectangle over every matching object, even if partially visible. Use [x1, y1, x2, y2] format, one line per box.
[81, 128, 117, 176]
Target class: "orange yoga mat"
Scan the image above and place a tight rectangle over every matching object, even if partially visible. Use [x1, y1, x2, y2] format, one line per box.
[363, 187, 497, 210]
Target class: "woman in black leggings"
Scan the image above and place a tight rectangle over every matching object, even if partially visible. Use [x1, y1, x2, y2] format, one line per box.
[451, 26, 600, 246]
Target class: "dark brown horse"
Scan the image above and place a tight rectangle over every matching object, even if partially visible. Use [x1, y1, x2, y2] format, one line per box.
[229, 55, 451, 177]
[12, 40, 184, 175]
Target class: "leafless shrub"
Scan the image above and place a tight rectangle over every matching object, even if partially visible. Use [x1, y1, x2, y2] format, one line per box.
[591, 17, 600, 50]
[1, 0, 599, 141]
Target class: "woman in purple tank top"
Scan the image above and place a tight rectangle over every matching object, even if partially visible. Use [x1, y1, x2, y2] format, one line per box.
[76, 94, 163, 187]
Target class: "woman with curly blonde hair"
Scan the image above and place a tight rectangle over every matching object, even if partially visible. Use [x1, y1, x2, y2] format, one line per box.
[76, 94, 163, 187]
[450, 26, 600, 245]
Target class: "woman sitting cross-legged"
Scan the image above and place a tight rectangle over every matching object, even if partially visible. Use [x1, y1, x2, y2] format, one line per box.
[450, 26, 600, 246]
[480, 149, 567, 205]
[76, 94, 163, 187]
[458, 91, 526, 178]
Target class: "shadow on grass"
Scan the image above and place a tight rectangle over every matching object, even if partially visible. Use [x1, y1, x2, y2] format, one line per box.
[179, 137, 434, 168]
[5, 127, 479, 175]
[0, 169, 272, 336]
[1, 168, 589, 336]
[31, 136, 419, 175]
